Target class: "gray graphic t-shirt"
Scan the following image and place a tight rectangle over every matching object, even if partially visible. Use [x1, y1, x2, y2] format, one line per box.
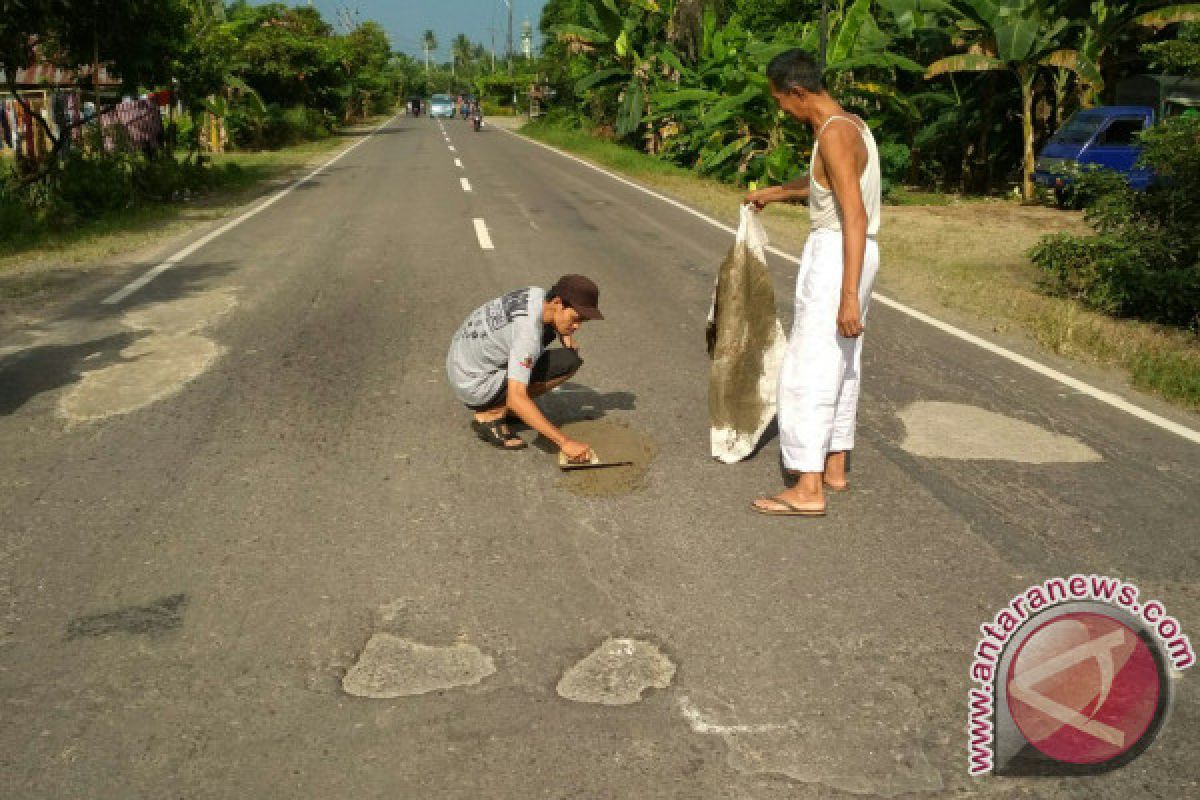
[447, 287, 548, 406]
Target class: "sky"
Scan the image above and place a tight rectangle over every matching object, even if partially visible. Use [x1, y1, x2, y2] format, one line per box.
[257, 1, 552, 62]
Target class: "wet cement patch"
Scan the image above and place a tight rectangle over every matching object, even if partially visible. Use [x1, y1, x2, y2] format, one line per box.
[341, 633, 496, 699]
[898, 401, 1102, 463]
[67, 593, 187, 639]
[556, 638, 675, 705]
[553, 420, 656, 497]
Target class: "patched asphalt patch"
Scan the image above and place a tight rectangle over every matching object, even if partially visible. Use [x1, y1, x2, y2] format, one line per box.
[342, 633, 496, 699]
[67, 593, 187, 639]
[556, 638, 675, 705]
[897, 401, 1102, 463]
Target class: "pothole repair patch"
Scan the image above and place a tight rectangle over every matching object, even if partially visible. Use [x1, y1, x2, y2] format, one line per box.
[555, 419, 657, 497]
[556, 638, 675, 705]
[60, 289, 236, 421]
[342, 633, 496, 699]
[897, 401, 1102, 463]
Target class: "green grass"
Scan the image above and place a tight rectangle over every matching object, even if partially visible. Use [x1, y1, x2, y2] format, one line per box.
[521, 119, 696, 181]
[1131, 348, 1200, 407]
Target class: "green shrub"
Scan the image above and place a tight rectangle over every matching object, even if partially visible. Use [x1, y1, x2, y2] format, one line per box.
[1030, 115, 1200, 329]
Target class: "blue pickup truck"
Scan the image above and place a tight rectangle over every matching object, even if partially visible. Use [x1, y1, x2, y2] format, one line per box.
[1034, 75, 1200, 203]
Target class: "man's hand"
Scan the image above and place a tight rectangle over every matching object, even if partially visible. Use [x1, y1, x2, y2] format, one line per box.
[561, 333, 578, 351]
[560, 439, 593, 463]
[744, 185, 784, 210]
[837, 294, 864, 338]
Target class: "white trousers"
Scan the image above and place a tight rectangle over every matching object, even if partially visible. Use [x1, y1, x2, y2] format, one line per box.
[778, 229, 879, 472]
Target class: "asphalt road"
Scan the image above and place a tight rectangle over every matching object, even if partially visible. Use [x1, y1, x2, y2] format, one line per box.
[1, 114, 1198, 799]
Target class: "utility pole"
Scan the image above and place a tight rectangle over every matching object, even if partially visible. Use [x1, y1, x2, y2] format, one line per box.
[505, 0, 514, 76]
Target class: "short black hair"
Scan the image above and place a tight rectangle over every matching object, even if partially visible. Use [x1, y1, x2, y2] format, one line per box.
[766, 49, 824, 94]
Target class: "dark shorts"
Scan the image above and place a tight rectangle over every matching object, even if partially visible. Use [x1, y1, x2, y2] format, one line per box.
[467, 348, 583, 410]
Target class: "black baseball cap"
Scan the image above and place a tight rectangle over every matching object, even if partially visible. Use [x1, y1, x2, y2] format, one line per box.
[550, 274, 604, 320]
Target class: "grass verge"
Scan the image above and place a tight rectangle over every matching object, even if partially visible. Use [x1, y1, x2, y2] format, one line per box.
[521, 120, 1200, 410]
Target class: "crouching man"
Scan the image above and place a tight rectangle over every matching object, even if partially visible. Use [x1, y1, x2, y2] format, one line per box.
[446, 275, 604, 462]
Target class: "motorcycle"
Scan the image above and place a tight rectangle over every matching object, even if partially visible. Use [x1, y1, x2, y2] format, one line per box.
[471, 110, 483, 131]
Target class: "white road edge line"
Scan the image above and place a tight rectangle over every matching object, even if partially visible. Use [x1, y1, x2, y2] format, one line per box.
[448, 145, 456, 152]
[102, 113, 400, 306]
[454, 158, 463, 168]
[501, 127, 1200, 446]
[460, 177, 472, 192]
[473, 218, 494, 250]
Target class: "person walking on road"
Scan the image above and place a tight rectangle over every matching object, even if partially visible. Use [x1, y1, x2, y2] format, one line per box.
[744, 49, 882, 517]
[447, 275, 604, 462]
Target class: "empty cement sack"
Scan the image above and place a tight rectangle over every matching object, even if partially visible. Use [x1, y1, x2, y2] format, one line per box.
[706, 204, 785, 463]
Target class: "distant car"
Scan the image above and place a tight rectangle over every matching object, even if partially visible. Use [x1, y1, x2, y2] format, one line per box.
[430, 94, 455, 118]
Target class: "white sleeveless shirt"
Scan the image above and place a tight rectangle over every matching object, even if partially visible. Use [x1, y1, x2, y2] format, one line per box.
[808, 115, 881, 236]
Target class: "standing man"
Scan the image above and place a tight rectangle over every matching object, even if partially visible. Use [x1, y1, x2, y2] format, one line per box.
[745, 49, 882, 517]
[447, 276, 604, 462]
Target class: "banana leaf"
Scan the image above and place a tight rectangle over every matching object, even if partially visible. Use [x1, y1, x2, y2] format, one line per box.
[576, 67, 627, 93]
[616, 78, 645, 137]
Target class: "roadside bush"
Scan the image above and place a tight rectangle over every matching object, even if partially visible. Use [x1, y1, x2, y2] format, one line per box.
[0, 131, 221, 246]
[227, 104, 333, 150]
[1030, 115, 1200, 329]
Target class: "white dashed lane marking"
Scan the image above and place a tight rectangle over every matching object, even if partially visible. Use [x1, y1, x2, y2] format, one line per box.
[460, 177, 472, 192]
[473, 218, 494, 250]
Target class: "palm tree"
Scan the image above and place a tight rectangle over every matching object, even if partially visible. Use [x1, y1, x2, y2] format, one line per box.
[422, 29, 438, 73]
[926, 0, 1092, 202]
[452, 33, 473, 79]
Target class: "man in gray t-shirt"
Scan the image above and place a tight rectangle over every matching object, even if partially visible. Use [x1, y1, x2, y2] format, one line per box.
[446, 275, 604, 460]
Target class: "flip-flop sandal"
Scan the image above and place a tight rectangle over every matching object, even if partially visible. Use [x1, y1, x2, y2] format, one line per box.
[751, 496, 826, 517]
[472, 419, 527, 450]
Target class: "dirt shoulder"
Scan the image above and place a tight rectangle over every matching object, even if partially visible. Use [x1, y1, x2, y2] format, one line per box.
[521, 123, 1200, 411]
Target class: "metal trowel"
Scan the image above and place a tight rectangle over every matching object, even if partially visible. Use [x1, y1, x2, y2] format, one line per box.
[558, 451, 634, 470]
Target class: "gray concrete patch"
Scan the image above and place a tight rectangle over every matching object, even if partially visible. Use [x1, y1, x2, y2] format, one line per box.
[66, 593, 187, 639]
[897, 401, 1102, 463]
[122, 289, 237, 335]
[556, 638, 675, 705]
[61, 333, 221, 421]
[679, 688, 943, 797]
[341, 633, 496, 699]
[58, 290, 236, 421]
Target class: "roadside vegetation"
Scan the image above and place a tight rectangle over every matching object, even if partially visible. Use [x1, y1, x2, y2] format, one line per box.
[0, 2, 411, 254]
[520, 0, 1199, 407]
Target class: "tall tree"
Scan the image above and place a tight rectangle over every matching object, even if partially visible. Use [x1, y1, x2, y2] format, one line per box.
[422, 29, 438, 72]
[452, 33, 473, 78]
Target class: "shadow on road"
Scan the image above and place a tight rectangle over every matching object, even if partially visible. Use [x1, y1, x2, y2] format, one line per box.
[0, 331, 140, 415]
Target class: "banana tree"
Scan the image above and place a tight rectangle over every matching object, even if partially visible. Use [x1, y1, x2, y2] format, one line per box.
[1073, 2, 1200, 105]
[926, 0, 1096, 201]
[646, 0, 927, 184]
[554, 0, 672, 137]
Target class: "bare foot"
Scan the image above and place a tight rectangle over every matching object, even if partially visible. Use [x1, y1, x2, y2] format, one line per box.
[751, 485, 826, 515]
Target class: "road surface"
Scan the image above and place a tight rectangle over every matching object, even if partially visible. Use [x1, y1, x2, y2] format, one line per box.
[1, 114, 1197, 798]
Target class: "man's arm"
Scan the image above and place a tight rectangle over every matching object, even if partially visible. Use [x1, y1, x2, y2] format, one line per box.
[817, 125, 868, 338]
[745, 175, 810, 208]
[506, 381, 590, 459]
